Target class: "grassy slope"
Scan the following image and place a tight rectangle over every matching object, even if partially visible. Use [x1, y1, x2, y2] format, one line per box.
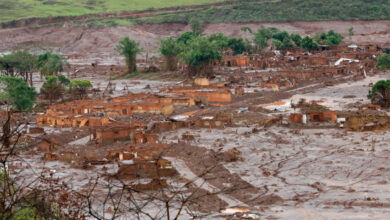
[1, 0, 389, 27]
[137, 0, 390, 23]
[0, 0, 225, 22]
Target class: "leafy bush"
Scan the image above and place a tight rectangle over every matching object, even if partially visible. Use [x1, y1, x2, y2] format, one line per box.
[376, 54, 390, 69]
[40, 75, 70, 104]
[177, 32, 196, 45]
[38, 51, 69, 76]
[227, 38, 246, 55]
[115, 37, 143, 73]
[159, 37, 181, 71]
[70, 79, 92, 99]
[208, 33, 229, 49]
[0, 76, 36, 111]
[301, 36, 319, 51]
[291, 33, 302, 47]
[368, 80, 390, 99]
[314, 30, 344, 46]
[180, 37, 222, 76]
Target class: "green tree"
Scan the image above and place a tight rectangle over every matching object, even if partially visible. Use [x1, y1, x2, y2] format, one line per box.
[159, 37, 181, 71]
[0, 51, 37, 86]
[38, 51, 69, 77]
[180, 37, 222, 77]
[368, 80, 390, 107]
[177, 32, 195, 45]
[291, 33, 302, 47]
[190, 19, 203, 37]
[368, 80, 390, 99]
[40, 75, 70, 104]
[0, 54, 15, 76]
[70, 79, 92, 99]
[243, 39, 254, 54]
[115, 37, 143, 73]
[271, 30, 293, 51]
[241, 27, 253, 34]
[0, 76, 36, 111]
[282, 37, 294, 50]
[253, 27, 273, 52]
[227, 38, 246, 55]
[272, 39, 283, 50]
[208, 33, 229, 50]
[376, 54, 390, 70]
[348, 27, 354, 40]
[301, 36, 319, 51]
[272, 30, 290, 42]
[11, 50, 37, 86]
[315, 30, 344, 46]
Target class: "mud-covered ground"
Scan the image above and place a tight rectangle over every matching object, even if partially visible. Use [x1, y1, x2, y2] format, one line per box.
[3, 20, 390, 219]
[0, 20, 389, 61]
[160, 74, 390, 219]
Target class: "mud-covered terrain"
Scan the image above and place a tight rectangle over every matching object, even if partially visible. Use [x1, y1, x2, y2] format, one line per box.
[1, 20, 389, 60]
[2, 15, 390, 219]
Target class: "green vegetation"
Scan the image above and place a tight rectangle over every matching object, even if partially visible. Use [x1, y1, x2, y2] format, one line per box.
[314, 30, 344, 46]
[227, 38, 246, 55]
[159, 37, 181, 71]
[190, 19, 204, 37]
[1, 0, 389, 27]
[369, 80, 390, 99]
[0, 76, 36, 111]
[180, 37, 222, 77]
[376, 54, 390, 70]
[40, 75, 70, 104]
[301, 36, 319, 51]
[291, 34, 302, 47]
[70, 79, 92, 99]
[253, 27, 273, 52]
[0, 50, 37, 86]
[208, 33, 229, 50]
[368, 80, 390, 108]
[115, 37, 143, 73]
[0, 0, 228, 23]
[38, 52, 69, 76]
[138, 0, 390, 24]
[177, 32, 196, 45]
[348, 27, 354, 40]
[158, 26, 343, 77]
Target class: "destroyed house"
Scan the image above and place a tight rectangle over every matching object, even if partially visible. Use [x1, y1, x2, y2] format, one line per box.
[127, 144, 168, 160]
[163, 87, 232, 103]
[219, 56, 250, 67]
[307, 111, 337, 122]
[132, 179, 168, 190]
[37, 114, 110, 128]
[45, 95, 176, 116]
[91, 126, 145, 145]
[295, 55, 329, 66]
[38, 139, 59, 153]
[117, 159, 176, 179]
[91, 126, 158, 145]
[110, 93, 195, 107]
[360, 104, 381, 111]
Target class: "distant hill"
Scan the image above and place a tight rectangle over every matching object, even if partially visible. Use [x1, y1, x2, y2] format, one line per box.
[139, 0, 390, 24]
[1, 0, 389, 28]
[0, 0, 226, 23]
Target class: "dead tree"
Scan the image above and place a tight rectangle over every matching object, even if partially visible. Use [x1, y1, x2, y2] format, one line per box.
[0, 111, 87, 219]
[83, 153, 242, 220]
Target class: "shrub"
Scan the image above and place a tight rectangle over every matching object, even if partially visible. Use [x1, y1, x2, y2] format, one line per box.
[376, 54, 390, 69]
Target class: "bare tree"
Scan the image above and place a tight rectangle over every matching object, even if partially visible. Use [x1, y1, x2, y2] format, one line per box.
[0, 111, 87, 219]
[83, 155, 241, 220]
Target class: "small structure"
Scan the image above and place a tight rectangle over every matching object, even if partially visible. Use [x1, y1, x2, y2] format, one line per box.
[117, 159, 176, 179]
